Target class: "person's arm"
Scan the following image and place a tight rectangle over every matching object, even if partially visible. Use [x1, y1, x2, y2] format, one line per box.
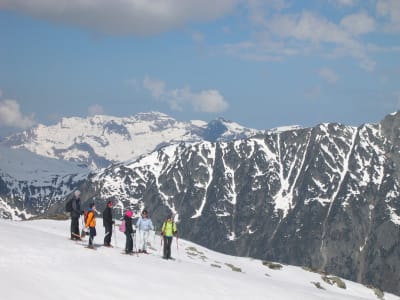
[173, 223, 177, 236]
[161, 222, 165, 236]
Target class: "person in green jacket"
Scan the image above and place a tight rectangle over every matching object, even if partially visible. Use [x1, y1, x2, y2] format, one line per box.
[161, 214, 177, 259]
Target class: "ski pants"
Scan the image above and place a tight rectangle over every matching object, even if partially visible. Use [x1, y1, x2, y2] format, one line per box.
[89, 227, 96, 246]
[163, 236, 173, 259]
[104, 223, 113, 245]
[125, 232, 134, 254]
[138, 230, 150, 251]
[70, 217, 80, 239]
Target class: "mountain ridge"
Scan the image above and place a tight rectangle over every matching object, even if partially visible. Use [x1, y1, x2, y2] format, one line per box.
[43, 111, 400, 295]
[1, 111, 262, 169]
[1, 111, 400, 295]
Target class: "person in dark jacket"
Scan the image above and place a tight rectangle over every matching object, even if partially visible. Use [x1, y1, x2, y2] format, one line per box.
[124, 210, 135, 254]
[70, 190, 82, 240]
[102, 201, 114, 247]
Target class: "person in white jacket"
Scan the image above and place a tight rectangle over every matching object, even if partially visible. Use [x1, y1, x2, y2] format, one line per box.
[136, 209, 154, 253]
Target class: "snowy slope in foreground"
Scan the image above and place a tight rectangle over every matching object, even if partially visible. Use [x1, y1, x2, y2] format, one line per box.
[0, 219, 396, 300]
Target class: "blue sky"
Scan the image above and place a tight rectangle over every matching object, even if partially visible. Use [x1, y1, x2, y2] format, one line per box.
[0, 0, 399, 137]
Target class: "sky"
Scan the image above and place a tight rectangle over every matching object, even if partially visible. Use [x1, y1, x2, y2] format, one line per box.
[1, 218, 398, 299]
[0, 0, 399, 137]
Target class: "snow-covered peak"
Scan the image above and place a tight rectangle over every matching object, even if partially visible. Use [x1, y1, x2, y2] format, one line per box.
[1, 112, 262, 170]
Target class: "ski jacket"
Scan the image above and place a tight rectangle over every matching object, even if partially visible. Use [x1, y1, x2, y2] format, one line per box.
[136, 217, 154, 232]
[102, 206, 113, 227]
[161, 220, 177, 237]
[71, 197, 81, 219]
[123, 215, 134, 234]
[85, 209, 96, 228]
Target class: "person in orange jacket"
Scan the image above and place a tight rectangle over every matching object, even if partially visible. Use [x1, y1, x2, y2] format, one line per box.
[85, 203, 97, 249]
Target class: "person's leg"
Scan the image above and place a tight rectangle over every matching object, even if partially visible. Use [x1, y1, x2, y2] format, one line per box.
[163, 236, 168, 258]
[126, 233, 133, 253]
[71, 218, 79, 239]
[104, 223, 112, 245]
[143, 231, 149, 252]
[89, 227, 96, 247]
[166, 237, 172, 259]
[70, 218, 74, 239]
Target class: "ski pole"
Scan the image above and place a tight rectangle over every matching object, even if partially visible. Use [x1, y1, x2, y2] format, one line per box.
[113, 222, 118, 248]
[80, 216, 85, 238]
[133, 232, 139, 257]
[176, 234, 179, 255]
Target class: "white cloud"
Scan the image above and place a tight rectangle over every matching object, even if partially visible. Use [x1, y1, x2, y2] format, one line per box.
[340, 12, 376, 36]
[318, 68, 339, 84]
[142, 77, 229, 113]
[0, 0, 238, 36]
[225, 10, 377, 71]
[0, 99, 35, 129]
[88, 104, 104, 116]
[143, 76, 166, 99]
[329, 0, 357, 6]
[377, 0, 400, 33]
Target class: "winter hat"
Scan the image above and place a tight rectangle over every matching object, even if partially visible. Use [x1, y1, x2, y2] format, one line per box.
[126, 210, 133, 218]
[107, 201, 113, 206]
[74, 190, 81, 197]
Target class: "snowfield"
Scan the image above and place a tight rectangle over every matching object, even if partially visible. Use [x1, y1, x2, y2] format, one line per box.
[0, 218, 397, 300]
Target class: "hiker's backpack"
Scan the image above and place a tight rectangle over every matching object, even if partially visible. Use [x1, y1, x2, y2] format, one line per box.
[119, 220, 126, 233]
[65, 198, 73, 212]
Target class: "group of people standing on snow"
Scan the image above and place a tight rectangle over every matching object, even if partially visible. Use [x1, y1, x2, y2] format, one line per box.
[68, 190, 178, 259]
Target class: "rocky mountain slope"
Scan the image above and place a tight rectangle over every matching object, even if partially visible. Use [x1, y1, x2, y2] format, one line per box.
[45, 112, 400, 295]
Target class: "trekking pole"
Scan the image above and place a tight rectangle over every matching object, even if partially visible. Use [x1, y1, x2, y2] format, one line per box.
[133, 232, 139, 257]
[160, 235, 163, 255]
[80, 216, 85, 239]
[113, 222, 118, 248]
[176, 234, 179, 257]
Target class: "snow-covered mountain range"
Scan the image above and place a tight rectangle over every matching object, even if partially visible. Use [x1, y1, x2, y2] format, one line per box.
[42, 111, 400, 296]
[1, 218, 396, 300]
[1, 111, 400, 295]
[1, 112, 261, 169]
